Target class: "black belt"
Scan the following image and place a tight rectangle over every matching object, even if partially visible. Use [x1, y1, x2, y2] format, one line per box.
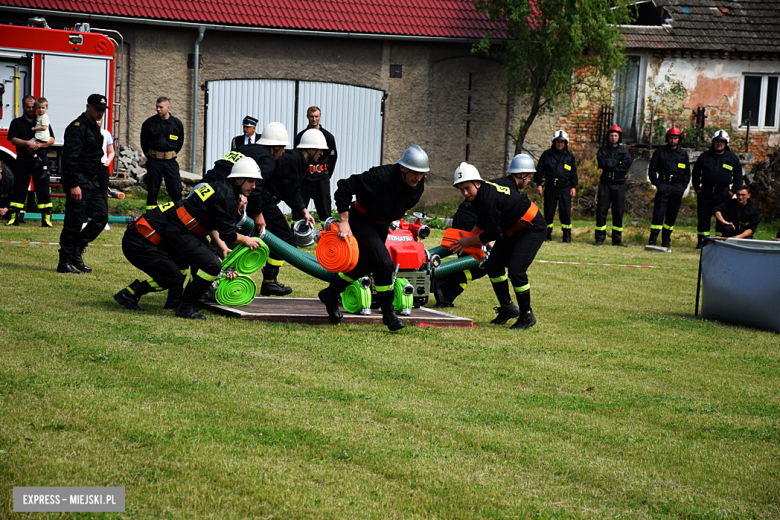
[550, 178, 570, 188]
[602, 172, 625, 181]
[704, 185, 729, 194]
[659, 174, 685, 184]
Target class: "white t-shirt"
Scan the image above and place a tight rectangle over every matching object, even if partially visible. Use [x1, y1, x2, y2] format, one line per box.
[35, 113, 50, 142]
[101, 129, 114, 164]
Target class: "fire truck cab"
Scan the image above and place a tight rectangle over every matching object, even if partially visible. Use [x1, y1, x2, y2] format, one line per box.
[0, 20, 116, 206]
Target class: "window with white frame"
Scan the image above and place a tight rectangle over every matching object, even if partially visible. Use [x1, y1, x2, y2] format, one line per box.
[740, 74, 779, 129]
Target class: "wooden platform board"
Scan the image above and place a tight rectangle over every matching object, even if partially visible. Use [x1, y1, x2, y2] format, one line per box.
[203, 297, 474, 327]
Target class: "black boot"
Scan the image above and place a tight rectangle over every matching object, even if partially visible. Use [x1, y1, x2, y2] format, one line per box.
[695, 235, 705, 250]
[71, 245, 93, 273]
[562, 228, 571, 243]
[175, 302, 207, 320]
[432, 276, 463, 308]
[661, 229, 672, 249]
[612, 230, 627, 247]
[56, 249, 82, 274]
[377, 291, 405, 331]
[164, 285, 183, 310]
[318, 286, 343, 322]
[114, 280, 150, 311]
[260, 265, 293, 296]
[490, 303, 521, 325]
[510, 309, 537, 330]
[545, 228, 552, 241]
[648, 229, 660, 246]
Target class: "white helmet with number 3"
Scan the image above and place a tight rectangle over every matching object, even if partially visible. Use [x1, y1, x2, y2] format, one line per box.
[453, 162, 483, 186]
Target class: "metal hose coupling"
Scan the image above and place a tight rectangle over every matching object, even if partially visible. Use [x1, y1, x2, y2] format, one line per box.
[359, 276, 372, 289]
[402, 283, 414, 296]
[322, 216, 337, 231]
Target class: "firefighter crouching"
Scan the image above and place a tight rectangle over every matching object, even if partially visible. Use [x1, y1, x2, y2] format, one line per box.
[318, 145, 428, 331]
[451, 160, 546, 330]
[114, 157, 262, 319]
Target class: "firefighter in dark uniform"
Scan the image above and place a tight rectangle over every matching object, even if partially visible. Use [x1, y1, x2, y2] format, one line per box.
[203, 143, 275, 185]
[253, 127, 324, 295]
[140, 96, 184, 210]
[292, 106, 338, 222]
[452, 159, 546, 330]
[6, 95, 55, 226]
[57, 94, 109, 274]
[648, 127, 690, 249]
[318, 145, 429, 331]
[114, 157, 263, 314]
[230, 115, 259, 150]
[713, 185, 760, 239]
[693, 130, 743, 249]
[534, 130, 578, 243]
[595, 124, 633, 246]
[0, 162, 13, 220]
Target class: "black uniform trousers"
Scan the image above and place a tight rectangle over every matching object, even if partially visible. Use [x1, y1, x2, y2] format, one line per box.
[595, 181, 626, 243]
[543, 187, 572, 229]
[651, 183, 686, 236]
[122, 224, 188, 290]
[98, 165, 110, 215]
[292, 178, 332, 222]
[332, 209, 394, 292]
[10, 161, 50, 214]
[164, 224, 222, 305]
[261, 192, 297, 266]
[58, 178, 108, 255]
[145, 158, 182, 207]
[485, 227, 545, 311]
[697, 188, 731, 236]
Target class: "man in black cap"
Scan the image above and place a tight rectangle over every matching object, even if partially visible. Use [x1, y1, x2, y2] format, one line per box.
[231, 115, 259, 150]
[5, 95, 55, 226]
[292, 106, 338, 222]
[140, 96, 184, 210]
[57, 94, 109, 274]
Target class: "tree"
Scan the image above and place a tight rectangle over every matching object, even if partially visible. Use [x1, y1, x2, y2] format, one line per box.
[473, 0, 631, 153]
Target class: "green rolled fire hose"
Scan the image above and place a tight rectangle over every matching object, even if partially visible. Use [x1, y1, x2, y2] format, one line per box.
[341, 280, 372, 314]
[215, 274, 257, 306]
[393, 277, 413, 312]
[262, 230, 335, 282]
[431, 255, 479, 279]
[222, 238, 269, 275]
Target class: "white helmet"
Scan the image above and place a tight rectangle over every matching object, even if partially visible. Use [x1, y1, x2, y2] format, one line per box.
[453, 162, 483, 186]
[257, 122, 290, 146]
[397, 145, 430, 172]
[296, 128, 328, 149]
[507, 153, 536, 174]
[552, 130, 569, 144]
[712, 129, 729, 145]
[227, 157, 263, 180]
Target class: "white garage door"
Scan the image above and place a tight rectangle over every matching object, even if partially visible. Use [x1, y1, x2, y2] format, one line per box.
[205, 79, 384, 214]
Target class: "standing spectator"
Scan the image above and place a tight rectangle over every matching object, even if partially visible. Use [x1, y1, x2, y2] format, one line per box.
[594, 124, 633, 247]
[647, 127, 690, 249]
[98, 118, 115, 214]
[230, 115, 259, 150]
[0, 163, 13, 218]
[31, 97, 51, 172]
[6, 95, 55, 226]
[534, 130, 578, 243]
[140, 96, 184, 210]
[57, 94, 109, 274]
[713, 185, 760, 239]
[318, 145, 428, 331]
[692, 130, 743, 249]
[293, 106, 338, 222]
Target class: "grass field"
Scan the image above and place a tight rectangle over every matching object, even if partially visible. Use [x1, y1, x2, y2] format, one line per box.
[1, 219, 778, 519]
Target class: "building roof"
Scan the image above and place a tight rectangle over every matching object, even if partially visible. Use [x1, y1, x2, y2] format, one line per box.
[0, 0, 498, 39]
[624, 0, 780, 54]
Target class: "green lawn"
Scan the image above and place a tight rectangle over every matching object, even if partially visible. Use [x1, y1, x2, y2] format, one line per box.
[1, 221, 778, 519]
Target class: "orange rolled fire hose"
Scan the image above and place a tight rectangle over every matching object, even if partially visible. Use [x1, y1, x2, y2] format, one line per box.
[441, 228, 487, 262]
[315, 222, 360, 273]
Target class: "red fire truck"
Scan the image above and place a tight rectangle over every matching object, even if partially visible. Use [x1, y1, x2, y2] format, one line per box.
[0, 20, 118, 207]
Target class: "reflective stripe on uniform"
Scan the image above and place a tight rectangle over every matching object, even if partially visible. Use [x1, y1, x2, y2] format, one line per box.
[147, 278, 163, 291]
[266, 257, 285, 267]
[561, 224, 572, 229]
[37, 202, 53, 209]
[338, 272, 355, 283]
[514, 283, 530, 293]
[375, 285, 393, 292]
[145, 205, 157, 211]
[595, 225, 607, 231]
[612, 225, 623, 232]
[651, 224, 662, 230]
[195, 269, 219, 282]
[464, 270, 473, 284]
[490, 274, 508, 283]
[663, 223, 674, 230]
[10, 202, 24, 209]
[547, 223, 554, 228]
